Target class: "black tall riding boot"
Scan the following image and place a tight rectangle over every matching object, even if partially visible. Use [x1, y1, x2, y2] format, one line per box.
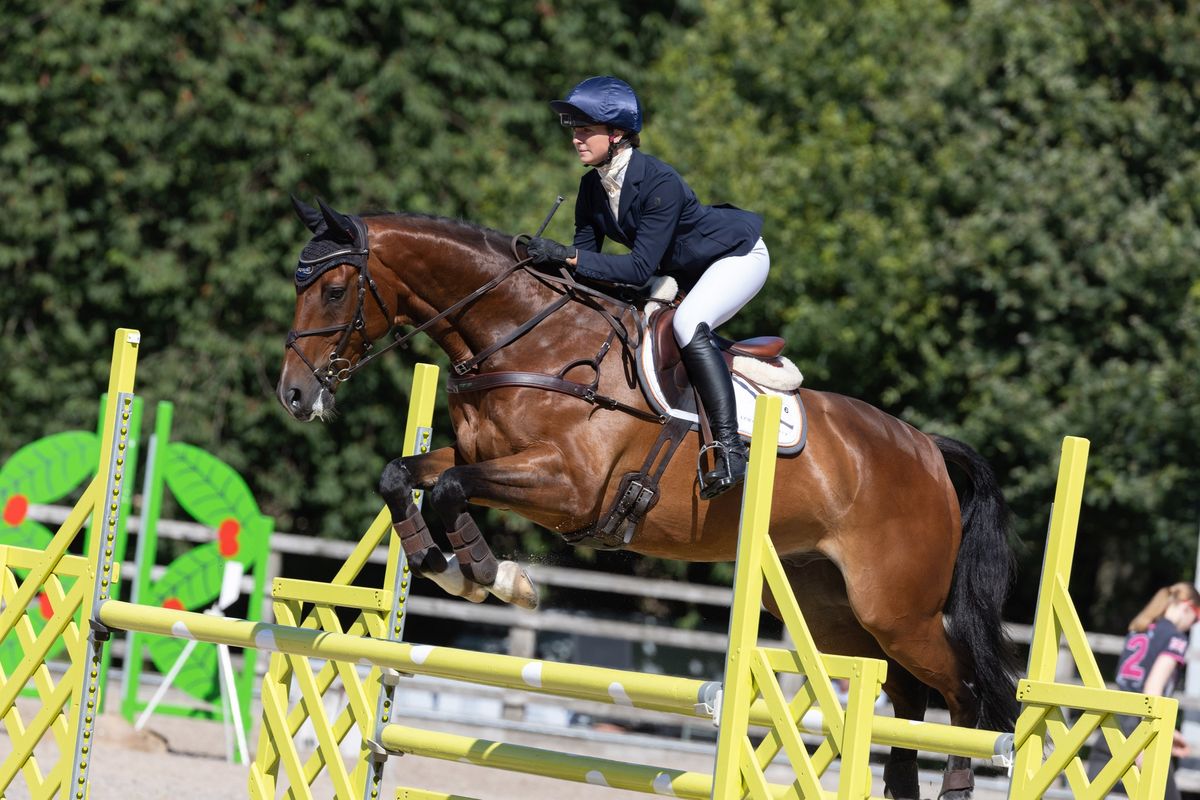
[679, 323, 749, 499]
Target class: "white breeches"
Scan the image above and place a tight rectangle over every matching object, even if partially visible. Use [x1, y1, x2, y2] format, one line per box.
[672, 237, 770, 346]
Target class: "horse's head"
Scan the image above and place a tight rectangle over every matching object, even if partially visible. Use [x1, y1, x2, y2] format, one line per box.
[277, 196, 395, 421]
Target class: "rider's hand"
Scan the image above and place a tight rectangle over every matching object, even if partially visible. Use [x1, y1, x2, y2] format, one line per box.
[526, 237, 576, 269]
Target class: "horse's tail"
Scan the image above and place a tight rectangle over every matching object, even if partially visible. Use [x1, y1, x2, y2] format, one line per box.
[934, 435, 1020, 732]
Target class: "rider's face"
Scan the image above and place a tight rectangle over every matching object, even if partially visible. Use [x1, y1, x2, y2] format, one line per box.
[572, 125, 620, 166]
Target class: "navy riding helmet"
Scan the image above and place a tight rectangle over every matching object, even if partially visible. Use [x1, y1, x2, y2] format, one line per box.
[550, 76, 643, 133]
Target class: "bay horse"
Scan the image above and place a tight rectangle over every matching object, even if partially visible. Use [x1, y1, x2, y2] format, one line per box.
[277, 198, 1017, 799]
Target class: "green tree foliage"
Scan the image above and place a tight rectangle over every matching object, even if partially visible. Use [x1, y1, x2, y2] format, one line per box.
[650, 0, 1200, 627]
[0, 0, 686, 547]
[2, 0, 1198, 631]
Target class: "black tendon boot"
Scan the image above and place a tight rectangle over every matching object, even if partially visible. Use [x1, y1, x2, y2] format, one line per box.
[679, 323, 749, 499]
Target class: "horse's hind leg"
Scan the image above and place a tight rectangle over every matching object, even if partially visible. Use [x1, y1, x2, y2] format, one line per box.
[879, 667, 931, 800]
[379, 448, 489, 604]
[836, 531, 981, 800]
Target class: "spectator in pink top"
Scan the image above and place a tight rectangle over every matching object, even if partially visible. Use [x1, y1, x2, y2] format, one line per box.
[1087, 582, 1199, 798]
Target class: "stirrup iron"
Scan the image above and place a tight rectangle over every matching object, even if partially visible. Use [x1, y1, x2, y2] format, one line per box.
[697, 441, 743, 500]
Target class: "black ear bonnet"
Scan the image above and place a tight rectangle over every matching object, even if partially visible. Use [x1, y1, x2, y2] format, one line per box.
[292, 196, 369, 289]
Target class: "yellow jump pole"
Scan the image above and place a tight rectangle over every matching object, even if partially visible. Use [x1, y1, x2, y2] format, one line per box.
[712, 394, 782, 800]
[381, 725, 802, 799]
[72, 328, 141, 798]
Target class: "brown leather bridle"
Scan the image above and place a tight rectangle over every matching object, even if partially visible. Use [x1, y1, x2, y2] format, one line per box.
[286, 221, 663, 423]
[284, 216, 394, 391]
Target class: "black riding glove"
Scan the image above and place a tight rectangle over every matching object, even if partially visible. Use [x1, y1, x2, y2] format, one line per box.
[526, 237, 576, 268]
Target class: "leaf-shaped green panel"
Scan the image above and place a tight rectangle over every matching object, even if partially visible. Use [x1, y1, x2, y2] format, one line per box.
[146, 636, 219, 703]
[0, 432, 98, 503]
[144, 543, 229, 704]
[0, 519, 53, 551]
[147, 544, 223, 611]
[164, 443, 259, 527]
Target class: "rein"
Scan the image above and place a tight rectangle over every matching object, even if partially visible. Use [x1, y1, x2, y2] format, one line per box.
[287, 228, 664, 424]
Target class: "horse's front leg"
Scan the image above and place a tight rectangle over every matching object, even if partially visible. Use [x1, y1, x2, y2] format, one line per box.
[379, 447, 549, 609]
[379, 447, 490, 605]
[421, 449, 578, 611]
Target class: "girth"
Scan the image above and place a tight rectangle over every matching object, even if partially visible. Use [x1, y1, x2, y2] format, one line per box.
[561, 391, 697, 550]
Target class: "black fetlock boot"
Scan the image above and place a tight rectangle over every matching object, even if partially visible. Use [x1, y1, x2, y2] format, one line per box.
[679, 323, 748, 500]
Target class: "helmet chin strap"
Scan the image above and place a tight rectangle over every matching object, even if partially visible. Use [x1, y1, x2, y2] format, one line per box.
[600, 131, 628, 167]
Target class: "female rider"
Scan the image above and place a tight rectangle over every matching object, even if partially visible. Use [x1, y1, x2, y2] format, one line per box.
[526, 76, 770, 499]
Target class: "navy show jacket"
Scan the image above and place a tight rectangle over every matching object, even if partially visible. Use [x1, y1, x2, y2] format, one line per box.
[571, 149, 764, 289]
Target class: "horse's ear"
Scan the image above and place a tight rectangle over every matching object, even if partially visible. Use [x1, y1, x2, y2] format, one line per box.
[317, 197, 355, 244]
[291, 194, 324, 233]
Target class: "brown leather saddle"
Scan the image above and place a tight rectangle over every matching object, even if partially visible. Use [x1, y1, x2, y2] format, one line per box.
[644, 306, 792, 411]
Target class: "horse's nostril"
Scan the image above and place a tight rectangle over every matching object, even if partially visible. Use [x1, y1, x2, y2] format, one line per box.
[287, 387, 302, 410]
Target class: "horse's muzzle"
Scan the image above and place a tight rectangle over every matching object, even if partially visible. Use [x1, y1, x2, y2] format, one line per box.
[277, 378, 334, 422]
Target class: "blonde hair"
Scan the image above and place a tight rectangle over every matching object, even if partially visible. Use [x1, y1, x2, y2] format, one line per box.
[1129, 582, 1200, 632]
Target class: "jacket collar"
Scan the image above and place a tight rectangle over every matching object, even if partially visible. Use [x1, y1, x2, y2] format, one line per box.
[615, 148, 645, 228]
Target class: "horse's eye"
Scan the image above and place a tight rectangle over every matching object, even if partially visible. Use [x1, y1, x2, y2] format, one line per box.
[327, 286, 346, 302]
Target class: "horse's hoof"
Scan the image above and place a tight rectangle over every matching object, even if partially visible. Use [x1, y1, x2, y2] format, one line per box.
[431, 553, 490, 603]
[489, 560, 539, 610]
[463, 585, 489, 603]
[883, 758, 921, 800]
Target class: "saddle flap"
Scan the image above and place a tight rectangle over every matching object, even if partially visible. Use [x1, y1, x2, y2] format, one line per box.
[650, 307, 690, 407]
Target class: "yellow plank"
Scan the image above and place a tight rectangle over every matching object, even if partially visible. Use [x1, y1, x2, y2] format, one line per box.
[0, 480, 98, 639]
[272, 578, 392, 612]
[749, 651, 825, 798]
[10, 578, 75, 752]
[1025, 436, 1089, 683]
[0, 573, 88, 713]
[298, 609, 378, 788]
[714, 395, 781, 799]
[0, 659, 79, 792]
[1018, 679, 1171, 718]
[1051, 578, 1107, 689]
[0, 547, 91, 577]
[760, 542, 844, 740]
[260, 677, 314, 800]
[1027, 707, 1101, 796]
[285, 652, 355, 797]
[1086, 717, 1155, 797]
[838, 658, 884, 800]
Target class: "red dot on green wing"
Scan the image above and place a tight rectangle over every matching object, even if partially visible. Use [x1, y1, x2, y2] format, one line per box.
[3, 495, 29, 526]
[163, 598, 184, 611]
[217, 518, 241, 557]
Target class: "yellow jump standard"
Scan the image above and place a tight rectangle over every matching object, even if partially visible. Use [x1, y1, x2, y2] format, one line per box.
[0, 329, 1182, 799]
